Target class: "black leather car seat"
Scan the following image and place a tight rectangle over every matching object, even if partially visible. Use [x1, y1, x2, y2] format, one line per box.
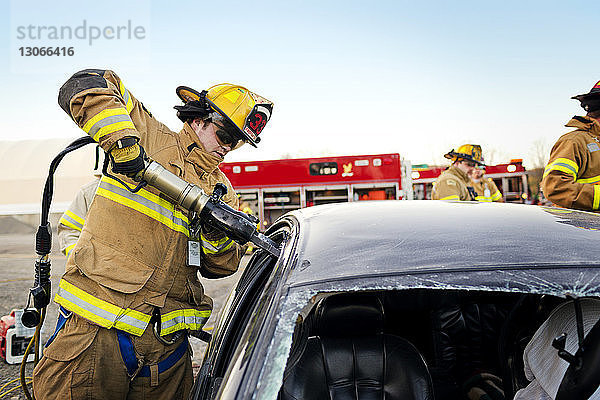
[279, 294, 435, 400]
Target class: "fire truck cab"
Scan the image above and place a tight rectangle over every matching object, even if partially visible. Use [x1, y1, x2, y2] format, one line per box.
[221, 153, 413, 230]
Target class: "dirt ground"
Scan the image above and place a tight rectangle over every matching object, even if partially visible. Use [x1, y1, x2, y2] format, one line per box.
[0, 222, 246, 399]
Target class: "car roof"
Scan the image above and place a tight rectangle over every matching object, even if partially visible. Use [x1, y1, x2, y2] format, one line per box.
[281, 201, 600, 288]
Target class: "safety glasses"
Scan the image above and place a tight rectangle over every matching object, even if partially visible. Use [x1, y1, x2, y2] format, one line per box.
[213, 121, 241, 148]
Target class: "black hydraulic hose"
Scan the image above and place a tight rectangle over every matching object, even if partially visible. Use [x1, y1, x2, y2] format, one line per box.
[20, 308, 44, 400]
[20, 136, 96, 400]
[40, 136, 95, 227]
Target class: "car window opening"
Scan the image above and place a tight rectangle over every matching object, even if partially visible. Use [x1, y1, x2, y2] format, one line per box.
[193, 228, 290, 399]
[278, 289, 569, 400]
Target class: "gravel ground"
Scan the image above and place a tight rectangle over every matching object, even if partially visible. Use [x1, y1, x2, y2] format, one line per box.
[0, 232, 246, 399]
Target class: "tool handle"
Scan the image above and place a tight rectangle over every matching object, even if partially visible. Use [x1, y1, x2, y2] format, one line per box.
[35, 223, 52, 256]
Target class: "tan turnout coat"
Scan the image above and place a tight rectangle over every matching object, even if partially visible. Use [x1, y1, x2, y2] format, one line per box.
[471, 177, 502, 202]
[54, 69, 245, 338]
[432, 165, 474, 201]
[58, 177, 100, 257]
[542, 116, 600, 211]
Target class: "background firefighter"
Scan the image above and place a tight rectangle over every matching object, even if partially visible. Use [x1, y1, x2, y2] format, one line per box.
[432, 144, 484, 201]
[57, 164, 102, 259]
[470, 166, 503, 202]
[542, 80, 600, 211]
[32, 69, 273, 400]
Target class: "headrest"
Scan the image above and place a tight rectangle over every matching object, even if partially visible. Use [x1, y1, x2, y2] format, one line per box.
[314, 293, 384, 337]
[522, 298, 600, 399]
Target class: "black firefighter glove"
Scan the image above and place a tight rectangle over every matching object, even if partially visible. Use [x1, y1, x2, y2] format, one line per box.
[110, 137, 146, 178]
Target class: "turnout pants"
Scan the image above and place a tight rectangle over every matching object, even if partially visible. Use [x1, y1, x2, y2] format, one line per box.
[32, 312, 193, 400]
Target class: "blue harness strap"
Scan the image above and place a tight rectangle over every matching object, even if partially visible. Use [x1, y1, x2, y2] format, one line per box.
[45, 306, 72, 348]
[116, 330, 188, 378]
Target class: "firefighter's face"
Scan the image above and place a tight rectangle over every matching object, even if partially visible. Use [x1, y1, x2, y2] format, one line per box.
[456, 159, 476, 175]
[192, 119, 232, 159]
[471, 168, 484, 180]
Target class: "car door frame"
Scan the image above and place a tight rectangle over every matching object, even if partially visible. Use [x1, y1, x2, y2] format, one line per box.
[192, 221, 296, 399]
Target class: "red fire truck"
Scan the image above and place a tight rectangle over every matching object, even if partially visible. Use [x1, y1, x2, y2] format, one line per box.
[412, 159, 529, 202]
[221, 153, 413, 229]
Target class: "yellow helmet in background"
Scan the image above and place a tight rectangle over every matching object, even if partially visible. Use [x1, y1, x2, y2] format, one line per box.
[175, 84, 274, 147]
[444, 144, 485, 165]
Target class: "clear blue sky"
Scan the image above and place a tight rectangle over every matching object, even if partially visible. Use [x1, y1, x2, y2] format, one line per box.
[1, 0, 599, 167]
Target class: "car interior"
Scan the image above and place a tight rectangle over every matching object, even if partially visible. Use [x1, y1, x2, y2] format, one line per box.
[278, 289, 567, 400]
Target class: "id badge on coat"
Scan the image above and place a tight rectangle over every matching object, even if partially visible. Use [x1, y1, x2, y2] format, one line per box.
[188, 240, 201, 267]
[187, 212, 202, 267]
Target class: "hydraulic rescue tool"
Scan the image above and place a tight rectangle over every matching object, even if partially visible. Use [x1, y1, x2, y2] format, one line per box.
[130, 159, 281, 258]
[19, 137, 281, 400]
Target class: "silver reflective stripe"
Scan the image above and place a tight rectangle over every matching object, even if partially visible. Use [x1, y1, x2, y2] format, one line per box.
[57, 284, 120, 324]
[87, 114, 133, 140]
[551, 162, 577, 174]
[99, 178, 189, 233]
[122, 85, 130, 105]
[60, 213, 83, 230]
[201, 237, 233, 253]
[117, 313, 149, 331]
[119, 81, 134, 113]
[55, 281, 149, 335]
[161, 313, 208, 332]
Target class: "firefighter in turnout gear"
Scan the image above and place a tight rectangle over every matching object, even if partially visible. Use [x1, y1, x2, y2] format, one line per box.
[470, 167, 503, 202]
[57, 159, 103, 259]
[57, 177, 100, 258]
[432, 144, 484, 201]
[33, 70, 273, 399]
[542, 80, 600, 211]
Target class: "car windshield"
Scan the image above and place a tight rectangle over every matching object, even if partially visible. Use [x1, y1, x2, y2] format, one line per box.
[253, 266, 600, 399]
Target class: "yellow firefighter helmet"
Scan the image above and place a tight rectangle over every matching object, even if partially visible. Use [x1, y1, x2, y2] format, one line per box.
[444, 144, 485, 165]
[175, 84, 273, 148]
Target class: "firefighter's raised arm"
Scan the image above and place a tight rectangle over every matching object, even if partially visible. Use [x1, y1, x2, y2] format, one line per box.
[58, 69, 160, 178]
[58, 69, 155, 151]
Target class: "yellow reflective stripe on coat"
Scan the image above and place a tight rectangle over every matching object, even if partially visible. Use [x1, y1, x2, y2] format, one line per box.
[491, 190, 502, 201]
[439, 195, 460, 200]
[96, 175, 190, 236]
[59, 209, 85, 232]
[475, 190, 501, 202]
[201, 234, 234, 254]
[64, 243, 76, 258]
[160, 309, 211, 335]
[119, 80, 134, 114]
[82, 108, 136, 141]
[576, 175, 600, 184]
[55, 279, 151, 336]
[594, 185, 600, 210]
[543, 158, 579, 179]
